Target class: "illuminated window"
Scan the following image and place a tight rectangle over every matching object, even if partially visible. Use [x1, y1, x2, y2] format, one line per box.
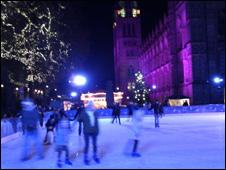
[117, 10, 121, 15]
[137, 10, 140, 15]
[121, 8, 126, 17]
[128, 82, 131, 91]
[132, 9, 137, 17]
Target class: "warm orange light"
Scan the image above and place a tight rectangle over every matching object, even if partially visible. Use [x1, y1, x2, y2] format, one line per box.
[137, 10, 140, 14]
[81, 91, 124, 109]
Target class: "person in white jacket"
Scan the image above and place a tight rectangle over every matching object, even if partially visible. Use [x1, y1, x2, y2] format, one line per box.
[129, 104, 144, 157]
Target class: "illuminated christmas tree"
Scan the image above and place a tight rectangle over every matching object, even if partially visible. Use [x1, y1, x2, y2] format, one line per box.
[132, 71, 150, 106]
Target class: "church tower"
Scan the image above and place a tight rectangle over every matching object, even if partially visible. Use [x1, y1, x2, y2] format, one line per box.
[113, 1, 142, 103]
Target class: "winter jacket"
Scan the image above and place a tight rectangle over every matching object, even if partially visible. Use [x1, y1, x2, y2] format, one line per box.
[77, 109, 99, 134]
[21, 106, 41, 130]
[45, 119, 56, 132]
[127, 104, 133, 115]
[148, 103, 163, 114]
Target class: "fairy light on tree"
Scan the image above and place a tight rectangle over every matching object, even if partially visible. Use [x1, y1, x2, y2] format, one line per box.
[1, 1, 71, 87]
[132, 71, 150, 106]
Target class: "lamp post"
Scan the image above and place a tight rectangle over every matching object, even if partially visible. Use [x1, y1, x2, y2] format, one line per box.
[152, 85, 157, 102]
[70, 75, 86, 103]
[213, 77, 224, 104]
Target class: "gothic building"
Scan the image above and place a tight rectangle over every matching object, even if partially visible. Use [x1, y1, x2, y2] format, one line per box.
[113, 1, 225, 105]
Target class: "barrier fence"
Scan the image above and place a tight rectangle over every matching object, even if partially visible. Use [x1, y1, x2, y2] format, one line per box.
[1, 104, 225, 144]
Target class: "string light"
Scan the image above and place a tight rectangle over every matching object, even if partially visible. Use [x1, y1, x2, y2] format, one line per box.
[1, 1, 70, 85]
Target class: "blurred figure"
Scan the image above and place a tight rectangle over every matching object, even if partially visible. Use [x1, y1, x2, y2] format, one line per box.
[183, 100, 189, 106]
[37, 105, 44, 127]
[71, 102, 85, 136]
[55, 117, 73, 168]
[148, 100, 163, 128]
[20, 98, 43, 161]
[129, 106, 144, 157]
[44, 115, 56, 145]
[111, 102, 121, 124]
[126, 102, 133, 122]
[74, 101, 100, 165]
[133, 102, 139, 110]
[166, 100, 171, 107]
[9, 113, 18, 133]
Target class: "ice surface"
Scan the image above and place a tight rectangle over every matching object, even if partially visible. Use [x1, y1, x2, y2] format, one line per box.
[1, 113, 225, 169]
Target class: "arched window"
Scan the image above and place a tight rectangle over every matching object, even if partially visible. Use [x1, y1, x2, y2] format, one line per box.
[128, 65, 135, 78]
[123, 24, 126, 36]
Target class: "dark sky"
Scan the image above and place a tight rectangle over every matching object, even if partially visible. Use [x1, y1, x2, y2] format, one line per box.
[63, 1, 168, 92]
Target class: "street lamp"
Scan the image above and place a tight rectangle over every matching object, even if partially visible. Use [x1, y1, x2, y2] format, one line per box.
[70, 75, 86, 102]
[214, 77, 223, 83]
[152, 85, 157, 102]
[71, 92, 77, 97]
[213, 77, 224, 103]
[73, 75, 86, 86]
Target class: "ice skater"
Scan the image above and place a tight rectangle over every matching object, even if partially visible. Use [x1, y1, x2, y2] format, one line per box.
[126, 102, 133, 122]
[44, 115, 56, 145]
[71, 101, 100, 165]
[111, 102, 121, 124]
[148, 100, 163, 128]
[71, 102, 85, 136]
[129, 105, 144, 157]
[20, 98, 43, 160]
[55, 117, 73, 168]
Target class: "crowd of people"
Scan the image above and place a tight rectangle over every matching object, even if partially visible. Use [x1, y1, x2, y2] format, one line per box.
[17, 98, 166, 168]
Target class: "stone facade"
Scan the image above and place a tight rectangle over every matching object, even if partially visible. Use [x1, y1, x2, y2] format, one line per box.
[113, 1, 225, 105]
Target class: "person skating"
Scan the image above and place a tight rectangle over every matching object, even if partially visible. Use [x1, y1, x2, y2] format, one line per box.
[20, 98, 43, 160]
[129, 105, 144, 157]
[44, 115, 56, 145]
[71, 102, 85, 136]
[55, 117, 73, 168]
[71, 101, 100, 165]
[111, 102, 121, 124]
[126, 102, 133, 122]
[148, 100, 163, 128]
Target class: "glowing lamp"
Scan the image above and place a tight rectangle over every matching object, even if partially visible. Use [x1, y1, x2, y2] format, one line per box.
[152, 85, 157, 89]
[71, 92, 77, 97]
[73, 76, 86, 86]
[214, 77, 223, 83]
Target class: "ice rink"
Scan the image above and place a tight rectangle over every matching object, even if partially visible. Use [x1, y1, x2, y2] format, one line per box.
[1, 112, 225, 169]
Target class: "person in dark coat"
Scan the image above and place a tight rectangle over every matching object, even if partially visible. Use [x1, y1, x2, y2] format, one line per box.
[127, 102, 133, 122]
[111, 102, 121, 125]
[71, 102, 85, 136]
[44, 115, 56, 144]
[20, 98, 43, 160]
[59, 104, 69, 119]
[72, 101, 100, 165]
[37, 105, 44, 127]
[148, 100, 163, 128]
[183, 100, 189, 106]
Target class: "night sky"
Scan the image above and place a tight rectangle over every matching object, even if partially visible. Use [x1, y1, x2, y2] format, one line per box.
[61, 1, 168, 93]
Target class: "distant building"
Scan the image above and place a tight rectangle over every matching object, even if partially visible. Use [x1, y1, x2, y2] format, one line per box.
[113, 1, 225, 105]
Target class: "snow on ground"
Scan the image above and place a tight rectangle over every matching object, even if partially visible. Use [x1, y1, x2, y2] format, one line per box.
[1, 112, 225, 169]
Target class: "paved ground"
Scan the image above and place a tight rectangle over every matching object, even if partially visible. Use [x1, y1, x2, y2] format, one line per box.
[1, 112, 225, 169]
